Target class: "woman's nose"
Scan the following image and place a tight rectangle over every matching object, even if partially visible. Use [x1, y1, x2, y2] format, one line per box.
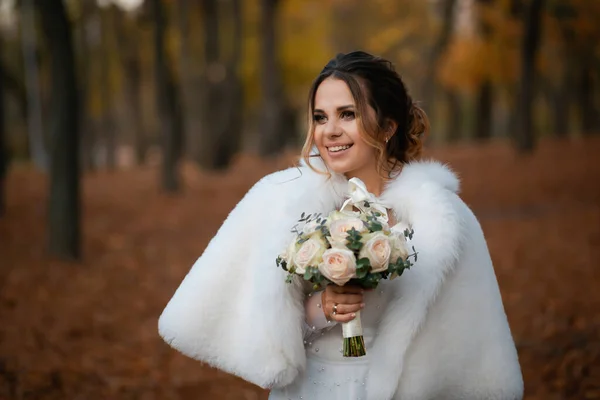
[324, 118, 342, 138]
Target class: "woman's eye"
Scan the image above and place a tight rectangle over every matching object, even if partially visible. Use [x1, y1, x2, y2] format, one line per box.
[313, 114, 326, 124]
[340, 110, 355, 120]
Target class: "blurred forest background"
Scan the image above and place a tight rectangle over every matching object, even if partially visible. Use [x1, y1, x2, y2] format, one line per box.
[0, 0, 599, 399]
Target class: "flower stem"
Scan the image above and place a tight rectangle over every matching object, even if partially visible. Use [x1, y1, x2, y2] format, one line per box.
[343, 335, 366, 357]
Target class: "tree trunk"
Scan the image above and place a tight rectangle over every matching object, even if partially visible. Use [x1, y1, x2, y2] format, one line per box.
[178, 0, 191, 158]
[514, 0, 545, 153]
[474, 79, 493, 140]
[35, 0, 81, 260]
[444, 88, 462, 142]
[151, 0, 182, 192]
[331, 0, 362, 52]
[21, 0, 48, 170]
[422, 0, 458, 122]
[100, 8, 116, 169]
[178, 0, 204, 163]
[258, 0, 287, 157]
[578, 64, 595, 135]
[553, 73, 570, 138]
[473, 0, 494, 141]
[213, 0, 243, 169]
[114, 9, 145, 164]
[0, 36, 6, 216]
[75, 0, 96, 172]
[0, 61, 27, 119]
[197, 0, 224, 168]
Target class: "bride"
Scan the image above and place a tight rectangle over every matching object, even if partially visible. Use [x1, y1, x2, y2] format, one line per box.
[158, 51, 524, 400]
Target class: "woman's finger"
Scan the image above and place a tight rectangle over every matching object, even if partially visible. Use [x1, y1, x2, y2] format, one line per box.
[330, 285, 364, 294]
[332, 293, 363, 305]
[333, 302, 364, 315]
[331, 310, 358, 323]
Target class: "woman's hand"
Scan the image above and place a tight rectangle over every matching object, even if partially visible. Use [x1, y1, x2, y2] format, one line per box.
[321, 284, 365, 323]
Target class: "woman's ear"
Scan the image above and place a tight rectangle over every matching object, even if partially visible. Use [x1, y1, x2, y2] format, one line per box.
[384, 119, 398, 141]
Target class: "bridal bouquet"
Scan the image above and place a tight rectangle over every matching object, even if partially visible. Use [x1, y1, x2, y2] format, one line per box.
[276, 178, 417, 357]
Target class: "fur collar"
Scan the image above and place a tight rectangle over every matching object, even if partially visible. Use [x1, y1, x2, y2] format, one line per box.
[292, 156, 460, 212]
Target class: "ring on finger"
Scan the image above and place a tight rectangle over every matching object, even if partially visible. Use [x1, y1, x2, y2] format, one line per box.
[332, 303, 338, 315]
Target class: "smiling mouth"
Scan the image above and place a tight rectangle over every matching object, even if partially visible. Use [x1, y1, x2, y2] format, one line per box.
[327, 144, 353, 153]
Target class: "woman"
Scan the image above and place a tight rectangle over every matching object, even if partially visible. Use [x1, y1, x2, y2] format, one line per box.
[158, 51, 524, 400]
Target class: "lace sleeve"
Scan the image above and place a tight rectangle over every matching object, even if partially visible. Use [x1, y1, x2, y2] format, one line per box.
[302, 290, 338, 343]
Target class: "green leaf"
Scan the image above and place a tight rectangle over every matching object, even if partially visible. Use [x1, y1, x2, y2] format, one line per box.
[304, 270, 314, 280]
[356, 268, 368, 279]
[356, 257, 370, 268]
[370, 222, 383, 232]
[346, 242, 362, 252]
[297, 237, 309, 245]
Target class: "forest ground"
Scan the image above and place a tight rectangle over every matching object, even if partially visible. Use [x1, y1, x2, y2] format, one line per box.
[1, 137, 599, 399]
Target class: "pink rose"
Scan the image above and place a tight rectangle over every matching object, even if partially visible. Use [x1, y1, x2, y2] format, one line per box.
[318, 248, 357, 286]
[328, 217, 365, 248]
[359, 232, 391, 273]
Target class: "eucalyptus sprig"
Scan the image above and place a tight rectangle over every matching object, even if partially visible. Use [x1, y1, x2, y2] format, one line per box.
[364, 212, 384, 232]
[345, 227, 363, 252]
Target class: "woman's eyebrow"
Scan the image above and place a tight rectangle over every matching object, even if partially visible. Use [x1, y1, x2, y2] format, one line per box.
[313, 105, 354, 113]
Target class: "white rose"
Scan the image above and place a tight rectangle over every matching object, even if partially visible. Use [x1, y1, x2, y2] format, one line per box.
[294, 237, 327, 274]
[326, 210, 359, 225]
[318, 248, 357, 286]
[328, 217, 365, 248]
[280, 238, 299, 268]
[389, 233, 409, 264]
[359, 232, 391, 273]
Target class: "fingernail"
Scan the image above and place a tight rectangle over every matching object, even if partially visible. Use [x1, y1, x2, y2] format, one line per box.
[360, 303, 365, 308]
[351, 313, 356, 317]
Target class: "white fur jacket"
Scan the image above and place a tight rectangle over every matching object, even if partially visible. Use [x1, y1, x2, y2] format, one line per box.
[158, 159, 524, 400]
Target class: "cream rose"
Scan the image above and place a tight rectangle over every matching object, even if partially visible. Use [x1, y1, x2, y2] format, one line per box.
[328, 217, 365, 248]
[280, 238, 299, 269]
[318, 248, 356, 286]
[390, 233, 409, 264]
[359, 232, 391, 273]
[293, 237, 327, 274]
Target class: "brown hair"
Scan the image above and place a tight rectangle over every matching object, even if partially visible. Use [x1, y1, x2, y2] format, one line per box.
[301, 51, 429, 178]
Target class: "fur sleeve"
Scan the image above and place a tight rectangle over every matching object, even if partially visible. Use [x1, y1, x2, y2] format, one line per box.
[366, 184, 465, 399]
[158, 173, 307, 389]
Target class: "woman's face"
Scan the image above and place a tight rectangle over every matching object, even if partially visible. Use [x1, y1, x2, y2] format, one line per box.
[313, 78, 378, 178]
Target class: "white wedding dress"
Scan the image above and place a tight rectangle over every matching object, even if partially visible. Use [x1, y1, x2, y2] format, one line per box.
[269, 279, 395, 400]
